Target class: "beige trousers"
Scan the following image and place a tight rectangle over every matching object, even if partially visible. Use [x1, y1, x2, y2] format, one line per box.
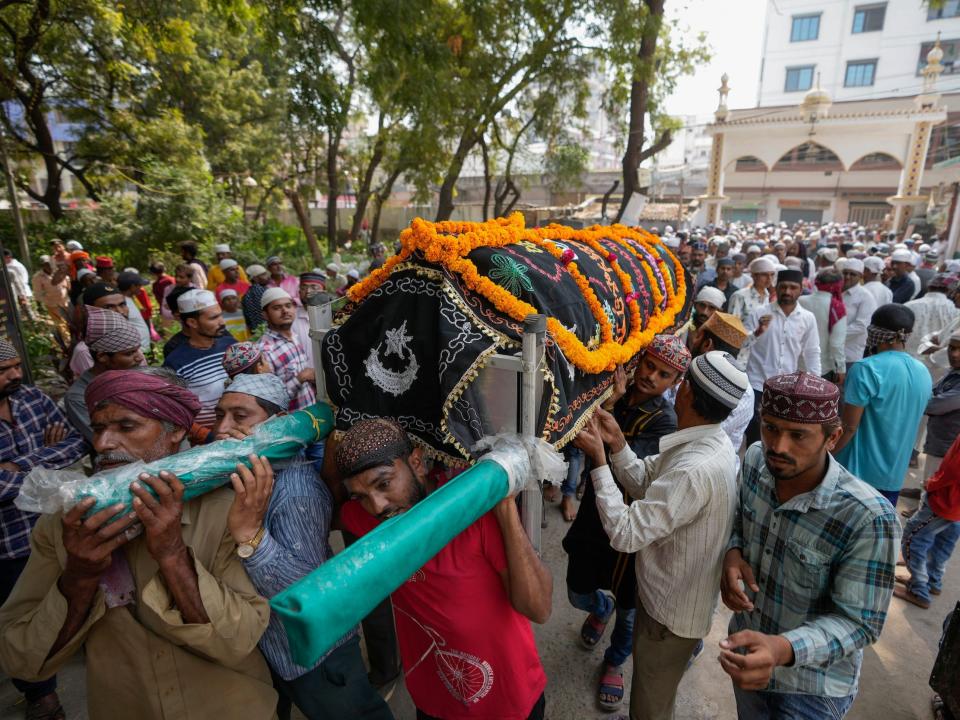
[629, 598, 702, 720]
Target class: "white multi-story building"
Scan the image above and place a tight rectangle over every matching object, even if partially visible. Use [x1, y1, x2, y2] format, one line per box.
[758, 0, 960, 105]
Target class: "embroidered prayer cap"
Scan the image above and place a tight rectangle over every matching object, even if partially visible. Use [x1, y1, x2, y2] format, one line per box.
[748, 257, 776, 274]
[0, 338, 18, 362]
[336, 417, 413, 478]
[687, 350, 748, 410]
[261, 287, 292, 309]
[223, 372, 289, 412]
[86, 306, 141, 354]
[863, 256, 885, 274]
[928, 273, 959, 292]
[694, 286, 726, 310]
[82, 283, 121, 305]
[222, 341, 263, 377]
[246, 264, 268, 278]
[761, 371, 839, 424]
[177, 289, 219, 314]
[214, 243, 231, 254]
[218, 258, 238, 270]
[644, 334, 691, 374]
[700, 311, 748, 350]
[776, 269, 804, 286]
[300, 271, 326, 285]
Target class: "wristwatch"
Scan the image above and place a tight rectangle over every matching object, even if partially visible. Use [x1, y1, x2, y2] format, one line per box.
[236, 526, 266, 559]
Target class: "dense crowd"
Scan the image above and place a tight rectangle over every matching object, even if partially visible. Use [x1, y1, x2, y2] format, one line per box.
[0, 219, 954, 720]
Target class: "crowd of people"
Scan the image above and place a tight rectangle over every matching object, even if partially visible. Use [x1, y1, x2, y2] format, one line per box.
[0, 220, 953, 720]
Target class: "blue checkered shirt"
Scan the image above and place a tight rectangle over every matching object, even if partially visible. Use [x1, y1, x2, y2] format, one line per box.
[0, 386, 86, 559]
[728, 442, 901, 697]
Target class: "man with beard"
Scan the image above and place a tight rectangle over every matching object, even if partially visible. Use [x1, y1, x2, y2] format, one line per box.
[574, 351, 748, 720]
[258, 288, 315, 411]
[0, 338, 85, 720]
[743, 269, 821, 445]
[562, 335, 688, 712]
[163, 289, 236, 428]
[704, 258, 737, 309]
[719, 372, 899, 719]
[688, 287, 726, 348]
[840, 259, 877, 368]
[213, 374, 392, 719]
[728, 257, 776, 325]
[834, 304, 932, 507]
[337, 418, 552, 720]
[0, 368, 276, 719]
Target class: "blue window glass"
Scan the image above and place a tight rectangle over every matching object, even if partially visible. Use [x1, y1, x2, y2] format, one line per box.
[845, 60, 877, 87]
[791, 14, 821, 42]
[852, 4, 885, 33]
[928, 0, 960, 20]
[785, 66, 815, 92]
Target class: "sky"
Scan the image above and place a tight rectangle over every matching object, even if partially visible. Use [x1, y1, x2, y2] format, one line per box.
[663, 0, 767, 117]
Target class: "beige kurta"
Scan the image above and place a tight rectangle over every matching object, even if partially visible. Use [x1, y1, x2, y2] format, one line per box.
[0, 487, 277, 720]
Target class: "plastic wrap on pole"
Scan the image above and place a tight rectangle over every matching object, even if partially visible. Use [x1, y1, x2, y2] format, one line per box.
[271, 458, 510, 668]
[15, 403, 335, 516]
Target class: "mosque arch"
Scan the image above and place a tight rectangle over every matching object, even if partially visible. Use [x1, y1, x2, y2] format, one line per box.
[772, 142, 844, 171]
[848, 152, 903, 171]
[729, 155, 768, 172]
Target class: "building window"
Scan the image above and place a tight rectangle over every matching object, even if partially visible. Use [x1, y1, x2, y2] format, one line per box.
[852, 4, 885, 33]
[785, 65, 815, 92]
[735, 156, 766, 172]
[845, 59, 877, 86]
[927, 118, 960, 167]
[928, 0, 960, 19]
[791, 14, 820, 42]
[773, 142, 843, 171]
[918, 39, 959, 75]
[849, 152, 901, 170]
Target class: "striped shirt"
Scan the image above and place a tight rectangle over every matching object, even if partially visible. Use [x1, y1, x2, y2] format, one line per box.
[591, 423, 738, 638]
[259, 329, 316, 411]
[163, 333, 236, 428]
[242, 453, 355, 680]
[0, 386, 86, 558]
[728, 443, 901, 697]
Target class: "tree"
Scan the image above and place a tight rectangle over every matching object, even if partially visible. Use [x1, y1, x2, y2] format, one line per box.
[590, 0, 709, 222]
[544, 142, 590, 194]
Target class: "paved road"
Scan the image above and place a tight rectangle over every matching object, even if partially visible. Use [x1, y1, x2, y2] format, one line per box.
[0, 460, 953, 719]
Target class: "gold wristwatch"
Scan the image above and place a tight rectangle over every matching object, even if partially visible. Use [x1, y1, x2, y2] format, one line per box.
[236, 526, 266, 559]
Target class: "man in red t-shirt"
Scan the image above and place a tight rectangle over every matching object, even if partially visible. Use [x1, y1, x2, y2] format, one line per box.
[335, 418, 551, 720]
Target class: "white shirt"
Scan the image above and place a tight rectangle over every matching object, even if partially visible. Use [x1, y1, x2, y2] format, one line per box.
[722, 386, 754, 473]
[291, 306, 316, 371]
[799, 291, 847, 376]
[842, 283, 878, 363]
[905, 292, 959, 356]
[862, 280, 893, 310]
[5, 259, 31, 299]
[124, 297, 152, 350]
[728, 285, 774, 324]
[591, 424, 737, 638]
[743, 302, 822, 391]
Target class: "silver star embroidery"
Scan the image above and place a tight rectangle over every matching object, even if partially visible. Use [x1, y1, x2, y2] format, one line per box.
[384, 320, 413, 358]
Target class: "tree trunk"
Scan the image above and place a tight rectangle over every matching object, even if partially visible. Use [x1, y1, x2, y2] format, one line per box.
[371, 166, 404, 244]
[435, 131, 479, 221]
[326, 129, 342, 251]
[479, 135, 492, 221]
[285, 188, 324, 264]
[616, 0, 665, 223]
[349, 120, 387, 242]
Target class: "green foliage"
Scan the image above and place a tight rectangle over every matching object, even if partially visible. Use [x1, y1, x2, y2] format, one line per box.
[544, 144, 590, 192]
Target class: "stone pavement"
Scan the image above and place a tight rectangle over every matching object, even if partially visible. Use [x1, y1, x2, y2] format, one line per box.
[0, 460, 955, 719]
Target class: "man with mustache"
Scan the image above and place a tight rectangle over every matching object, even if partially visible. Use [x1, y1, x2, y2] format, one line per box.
[562, 335, 688, 712]
[258, 288, 315, 411]
[213, 374, 392, 719]
[0, 338, 85, 720]
[0, 368, 277, 719]
[336, 418, 552, 720]
[719, 371, 900, 719]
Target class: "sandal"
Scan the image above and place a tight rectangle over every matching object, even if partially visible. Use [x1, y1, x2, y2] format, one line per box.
[579, 611, 610, 650]
[598, 662, 624, 711]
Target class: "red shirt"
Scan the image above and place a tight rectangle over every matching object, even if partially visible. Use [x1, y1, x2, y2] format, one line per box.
[215, 280, 251, 301]
[341, 499, 546, 719]
[926, 434, 960, 521]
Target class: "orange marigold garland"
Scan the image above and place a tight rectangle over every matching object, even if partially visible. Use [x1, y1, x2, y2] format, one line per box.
[347, 213, 687, 374]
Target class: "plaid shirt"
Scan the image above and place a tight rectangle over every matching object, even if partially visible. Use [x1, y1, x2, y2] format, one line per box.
[728, 443, 900, 697]
[258, 329, 316, 411]
[0, 386, 86, 559]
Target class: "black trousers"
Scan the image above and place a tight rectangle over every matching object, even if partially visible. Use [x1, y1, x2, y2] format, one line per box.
[0, 556, 57, 701]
